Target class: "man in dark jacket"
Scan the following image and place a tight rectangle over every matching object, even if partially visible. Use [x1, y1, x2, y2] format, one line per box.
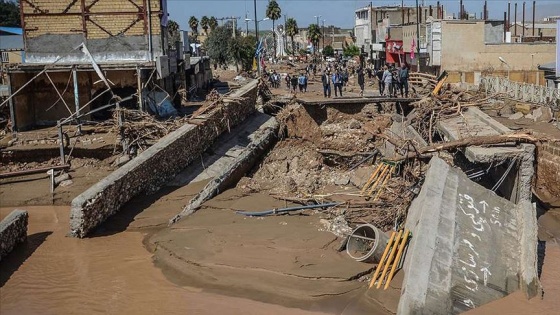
[357, 67, 365, 97]
[321, 70, 331, 98]
[399, 64, 410, 97]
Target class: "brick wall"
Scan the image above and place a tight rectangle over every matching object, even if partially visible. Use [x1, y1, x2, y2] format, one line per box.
[22, 0, 161, 39]
[69, 80, 259, 238]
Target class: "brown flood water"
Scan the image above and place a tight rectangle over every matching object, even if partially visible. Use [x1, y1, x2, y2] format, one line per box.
[0, 206, 328, 315]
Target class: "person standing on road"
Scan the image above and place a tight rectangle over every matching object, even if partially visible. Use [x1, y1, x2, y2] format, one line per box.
[376, 68, 385, 96]
[357, 66, 365, 97]
[298, 73, 306, 93]
[399, 64, 410, 98]
[332, 70, 343, 97]
[290, 74, 298, 93]
[382, 66, 393, 97]
[321, 70, 331, 98]
[285, 74, 291, 89]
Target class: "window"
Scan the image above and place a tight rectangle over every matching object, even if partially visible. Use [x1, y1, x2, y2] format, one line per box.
[0, 52, 9, 63]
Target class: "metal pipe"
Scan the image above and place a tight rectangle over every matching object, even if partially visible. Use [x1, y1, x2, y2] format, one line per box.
[522, 2, 526, 38]
[0, 164, 71, 179]
[515, 3, 518, 36]
[508, 2, 511, 32]
[236, 202, 341, 217]
[147, 0, 153, 60]
[532, 1, 535, 36]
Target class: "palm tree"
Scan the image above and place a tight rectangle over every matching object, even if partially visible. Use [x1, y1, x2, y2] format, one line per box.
[200, 16, 209, 35]
[307, 23, 321, 55]
[285, 18, 298, 56]
[266, 0, 282, 58]
[209, 17, 218, 31]
[189, 16, 199, 35]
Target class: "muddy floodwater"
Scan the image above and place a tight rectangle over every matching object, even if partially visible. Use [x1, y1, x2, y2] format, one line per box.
[0, 206, 328, 315]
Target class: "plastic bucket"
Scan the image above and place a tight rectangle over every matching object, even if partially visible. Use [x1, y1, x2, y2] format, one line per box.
[346, 224, 389, 263]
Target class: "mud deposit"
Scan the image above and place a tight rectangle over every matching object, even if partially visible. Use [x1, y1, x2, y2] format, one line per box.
[0, 206, 332, 315]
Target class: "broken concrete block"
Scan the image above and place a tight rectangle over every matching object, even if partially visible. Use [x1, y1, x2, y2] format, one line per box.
[514, 103, 531, 115]
[54, 173, 71, 185]
[114, 155, 131, 167]
[334, 176, 350, 186]
[525, 113, 534, 120]
[535, 107, 553, 123]
[508, 112, 524, 120]
[348, 119, 361, 129]
[498, 105, 514, 117]
[59, 180, 74, 187]
[350, 166, 376, 188]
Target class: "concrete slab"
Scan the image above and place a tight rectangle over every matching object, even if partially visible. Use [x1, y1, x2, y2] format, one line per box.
[397, 157, 538, 315]
[438, 107, 526, 163]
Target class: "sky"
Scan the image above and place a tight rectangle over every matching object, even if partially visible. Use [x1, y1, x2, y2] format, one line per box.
[167, 0, 560, 31]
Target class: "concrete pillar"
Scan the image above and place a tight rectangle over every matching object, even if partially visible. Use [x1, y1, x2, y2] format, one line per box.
[6, 73, 17, 134]
[72, 67, 82, 134]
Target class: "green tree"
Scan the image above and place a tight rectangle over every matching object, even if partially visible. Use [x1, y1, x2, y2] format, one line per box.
[285, 18, 298, 56]
[0, 0, 20, 27]
[200, 16, 209, 35]
[209, 16, 218, 31]
[307, 24, 321, 54]
[205, 26, 231, 68]
[343, 44, 360, 57]
[189, 16, 199, 35]
[322, 45, 334, 57]
[167, 20, 180, 48]
[265, 0, 281, 58]
[229, 35, 256, 72]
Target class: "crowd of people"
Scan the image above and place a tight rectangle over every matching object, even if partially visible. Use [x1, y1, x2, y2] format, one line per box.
[264, 56, 411, 99]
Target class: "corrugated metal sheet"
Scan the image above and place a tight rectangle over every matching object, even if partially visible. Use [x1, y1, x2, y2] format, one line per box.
[0, 35, 24, 51]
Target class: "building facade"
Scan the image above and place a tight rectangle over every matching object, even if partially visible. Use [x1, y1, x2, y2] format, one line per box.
[5, 0, 190, 131]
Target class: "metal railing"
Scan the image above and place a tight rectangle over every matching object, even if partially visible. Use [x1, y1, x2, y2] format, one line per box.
[481, 76, 560, 110]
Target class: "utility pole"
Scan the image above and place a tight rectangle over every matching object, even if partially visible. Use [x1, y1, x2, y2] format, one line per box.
[416, 0, 421, 72]
[245, 11, 249, 35]
[322, 20, 325, 51]
[254, 0, 260, 75]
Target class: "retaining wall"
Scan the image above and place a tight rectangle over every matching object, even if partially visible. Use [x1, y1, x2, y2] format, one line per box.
[536, 143, 560, 198]
[0, 210, 28, 261]
[70, 80, 259, 237]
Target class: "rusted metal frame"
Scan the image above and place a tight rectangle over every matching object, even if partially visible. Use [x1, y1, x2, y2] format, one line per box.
[87, 18, 114, 37]
[19, 0, 27, 45]
[142, 0, 148, 35]
[62, 0, 79, 14]
[80, 0, 88, 38]
[22, 0, 46, 14]
[24, 11, 146, 16]
[86, 0, 101, 11]
[117, 17, 142, 36]
[43, 71, 75, 116]
[125, 0, 142, 11]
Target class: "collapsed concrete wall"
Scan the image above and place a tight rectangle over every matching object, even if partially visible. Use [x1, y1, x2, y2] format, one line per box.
[69, 80, 259, 238]
[397, 157, 538, 315]
[0, 210, 28, 261]
[171, 114, 279, 223]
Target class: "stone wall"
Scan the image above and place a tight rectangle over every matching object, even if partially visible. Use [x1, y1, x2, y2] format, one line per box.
[0, 210, 28, 261]
[70, 80, 259, 238]
[536, 143, 560, 198]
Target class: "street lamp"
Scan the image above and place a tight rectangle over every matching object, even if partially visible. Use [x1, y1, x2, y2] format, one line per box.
[322, 19, 326, 51]
[245, 16, 270, 75]
[314, 15, 321, 26]
[499, 56, 511, 80]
